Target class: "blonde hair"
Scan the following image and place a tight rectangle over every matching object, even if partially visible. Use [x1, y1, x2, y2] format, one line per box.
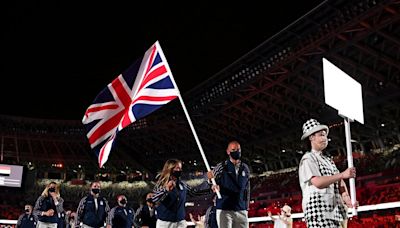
[41, 181, 60, 198]
[156, 159, 182, 187]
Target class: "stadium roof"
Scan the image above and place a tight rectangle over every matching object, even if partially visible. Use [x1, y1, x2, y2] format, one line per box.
[119, 0, 400, 172]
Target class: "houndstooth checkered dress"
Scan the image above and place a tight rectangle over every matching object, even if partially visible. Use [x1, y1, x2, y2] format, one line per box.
[299, 151, 347, 228]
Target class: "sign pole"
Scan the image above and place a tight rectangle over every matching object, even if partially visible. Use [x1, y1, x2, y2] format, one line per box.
[343, 116, 358, 216]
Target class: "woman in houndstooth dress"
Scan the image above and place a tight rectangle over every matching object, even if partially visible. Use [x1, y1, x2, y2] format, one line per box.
[298, 119, 357, 227]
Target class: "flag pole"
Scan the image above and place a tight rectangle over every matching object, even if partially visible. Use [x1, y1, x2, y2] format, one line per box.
[156, 41, 222, 199]
[174, 92, 222, 199]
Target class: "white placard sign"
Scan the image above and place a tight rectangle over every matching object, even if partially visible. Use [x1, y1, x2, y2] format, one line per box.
[322, 58, 364, 124]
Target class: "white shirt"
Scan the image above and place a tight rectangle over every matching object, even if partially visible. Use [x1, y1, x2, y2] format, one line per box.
[273, 216, 293, 228]
[298, 150, 344, 221]
[94, 198, 98, 211]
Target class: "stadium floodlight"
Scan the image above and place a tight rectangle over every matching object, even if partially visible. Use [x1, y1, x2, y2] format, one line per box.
[323, 57, 365, 216]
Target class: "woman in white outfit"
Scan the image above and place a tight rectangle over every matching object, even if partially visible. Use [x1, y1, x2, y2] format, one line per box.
[298, 119, 356, 227]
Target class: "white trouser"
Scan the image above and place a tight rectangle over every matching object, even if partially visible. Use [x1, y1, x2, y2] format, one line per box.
[156, 219, 187, 228]
[36, 221, 58, 228]
[81, 224, 104, 228]
[216, 209, 248, 228]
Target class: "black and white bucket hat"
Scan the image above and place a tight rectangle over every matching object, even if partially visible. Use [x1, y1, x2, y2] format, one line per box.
[301, 119, 329, 140]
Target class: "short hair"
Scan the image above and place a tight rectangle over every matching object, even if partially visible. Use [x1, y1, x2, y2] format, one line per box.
[90, 181, 100, 187]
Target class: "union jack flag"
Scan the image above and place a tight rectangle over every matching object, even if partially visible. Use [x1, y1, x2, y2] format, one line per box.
[82, 41, 179, 167]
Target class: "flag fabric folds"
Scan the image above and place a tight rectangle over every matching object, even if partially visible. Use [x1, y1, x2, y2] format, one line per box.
[82, 41, 179, 167]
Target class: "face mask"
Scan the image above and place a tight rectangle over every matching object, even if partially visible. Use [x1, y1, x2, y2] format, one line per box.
[92, 188, 100, 194]
[25, 209, 30, 213]
[171, 170, 182, 179]
[119, 199, 127, 205]
[230, 150, 241, 160]
[146, 198, 153, 204]
[48, 187, 56, 193]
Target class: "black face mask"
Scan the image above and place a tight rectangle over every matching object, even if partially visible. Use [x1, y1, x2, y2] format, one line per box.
[119, 199, 127, 205]
[230, 150, 241, 160]
[146, 198, 153, 204]
[92, 188, 100, 194]
[25, 209, 30, 213]
[171, 170, 182, 179]
[48, 188, 56, 193]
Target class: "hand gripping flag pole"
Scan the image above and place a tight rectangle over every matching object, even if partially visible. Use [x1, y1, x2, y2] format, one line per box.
[156, 41, 222, 199]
